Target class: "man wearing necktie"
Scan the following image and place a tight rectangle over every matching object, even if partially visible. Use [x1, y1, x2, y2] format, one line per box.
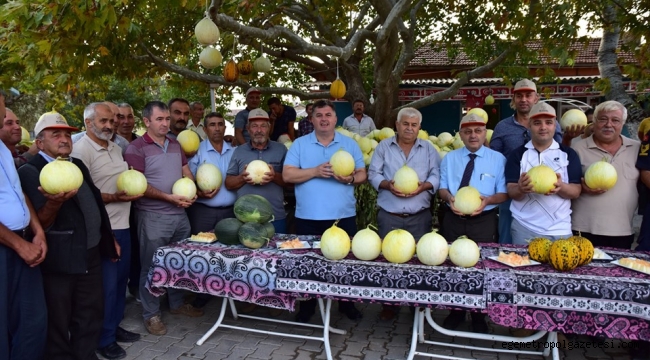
[438, 113, 508, 333]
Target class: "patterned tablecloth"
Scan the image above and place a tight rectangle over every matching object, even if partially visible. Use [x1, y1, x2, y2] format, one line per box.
[144, 234, 650, 340]
[146, 239, 297, 310]
[275, 241, 650, 341]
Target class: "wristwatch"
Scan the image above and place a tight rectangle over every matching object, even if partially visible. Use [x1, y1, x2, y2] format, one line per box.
[348, 175, 355, 185]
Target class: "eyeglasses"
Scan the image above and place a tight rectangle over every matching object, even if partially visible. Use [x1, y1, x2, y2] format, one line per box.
[595, 117, 623, 126]
[460, 128, 485, 135]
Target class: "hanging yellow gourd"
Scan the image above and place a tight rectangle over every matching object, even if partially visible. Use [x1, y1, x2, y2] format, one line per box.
[224, 59, 239, 82]
[329, 58, 346, 99]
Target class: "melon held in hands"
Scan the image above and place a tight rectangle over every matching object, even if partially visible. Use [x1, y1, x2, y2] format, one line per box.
[196, 162, 222, 192]
[382, 229, 416, 264]
[116, 167, 147, 196]
[177, 130, 201, 156]
[330, 149, 355, 177]
[584, 159, 617, 190]
[172, 177, 197, 199]
[393, 165, 419, 195]
[449, 236, 480, 268]
[40, 158, 84, 194]
[454, 186, 482, 215]
[351, 225, 382, 261]
[526, 164, 557, 194]
[321, 221, 351, 260]
[560, 109, 588, 131]
[246, 160, 271, 185]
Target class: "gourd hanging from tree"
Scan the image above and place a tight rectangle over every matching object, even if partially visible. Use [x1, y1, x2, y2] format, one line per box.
[223, 37, 239, 82]
[254, 43, 272, 73]
[330, 58, 346, 99]
[194, 16, 220, 46]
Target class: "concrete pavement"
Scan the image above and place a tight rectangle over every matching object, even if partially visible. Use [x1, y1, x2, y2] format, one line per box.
[111, 294, 632, 360]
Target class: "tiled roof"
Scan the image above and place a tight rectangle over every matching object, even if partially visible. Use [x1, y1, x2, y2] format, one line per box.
[409, 38, 636, 67]
[304, 75, 604, 87]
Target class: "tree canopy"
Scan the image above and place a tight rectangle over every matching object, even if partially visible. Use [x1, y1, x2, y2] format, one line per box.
[0, 0, 648, 127]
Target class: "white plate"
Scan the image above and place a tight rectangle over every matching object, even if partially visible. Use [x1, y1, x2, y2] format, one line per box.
[276, 240, 311, 250]
[611, 258, 650, 275]
[488, 255, 541, 268]
[312, 241, 320, 249]
[592, 248, 613, 260]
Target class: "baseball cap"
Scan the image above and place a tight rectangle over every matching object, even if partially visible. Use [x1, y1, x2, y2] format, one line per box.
[248, 108, 270, 122]
[459, 113, 486, 129]
[513, 79, 537, 93]
[34, 111, 79, 136]
[529, 102, 556, 119]
[245, 87, 261, 97]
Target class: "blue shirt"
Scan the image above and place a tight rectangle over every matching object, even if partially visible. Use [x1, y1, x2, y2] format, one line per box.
[234, 108, 252, 143]
[368, 136, 440, 213]
[490, 115, 563, 157]
[440, 146, 507, 211]
[0, 141, 30, 230]
[284, 131, 365, 220]
[189, 140, 237, 208]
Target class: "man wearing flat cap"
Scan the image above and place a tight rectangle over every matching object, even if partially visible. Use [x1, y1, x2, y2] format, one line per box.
[438, 112, 508, 333]
[18, 110, 120, 360]
[505, 102, 581, 245]
[226, 108, 288, 233]
[490, 79, 563, 244]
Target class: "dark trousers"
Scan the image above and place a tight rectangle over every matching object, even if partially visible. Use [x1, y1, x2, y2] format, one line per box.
[43, 246, 103, 360]
[128, 203, 140, 295]
[98, 229, 131, 348]
[638, 202, 650, 251]
[440, 206, 499, 243]
[186, 203, 234, 308]
[377, 208, 431, 240]
[0, 242, 47, 360]
[573, 231, 634, 250]
[295, 216, 357, 315]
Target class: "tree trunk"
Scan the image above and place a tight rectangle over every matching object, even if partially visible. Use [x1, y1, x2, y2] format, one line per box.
[598, 4, 647, 139]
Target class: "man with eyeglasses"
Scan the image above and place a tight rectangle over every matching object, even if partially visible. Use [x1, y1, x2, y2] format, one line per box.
[490, 79, 563, 244]
[368, 107, 440, 321]
[438, 113, 507, 333]
[570, 101, 639, 249]
[506, 102, 581, 245]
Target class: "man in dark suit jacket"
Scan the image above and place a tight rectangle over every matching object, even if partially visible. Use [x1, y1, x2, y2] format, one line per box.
[18, 111, 119, 360]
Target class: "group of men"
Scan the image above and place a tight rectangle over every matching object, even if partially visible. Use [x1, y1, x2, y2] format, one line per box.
[1, 77, 649, 360]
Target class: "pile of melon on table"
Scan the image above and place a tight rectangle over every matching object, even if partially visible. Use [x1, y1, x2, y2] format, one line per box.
[214, 194, 275, 249]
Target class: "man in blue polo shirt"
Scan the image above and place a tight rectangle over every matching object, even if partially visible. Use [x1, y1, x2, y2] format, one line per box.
[490, 79, 563, 244]
[283, 99, 367, 323]
[505, 102, 582, 245]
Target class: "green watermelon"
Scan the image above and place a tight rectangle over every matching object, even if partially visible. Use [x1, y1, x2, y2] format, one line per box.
[234, 194, 274, 224]
[262, 222, 275, 239]
[214, 218, 243, 245]
[238, 222, 269, 249]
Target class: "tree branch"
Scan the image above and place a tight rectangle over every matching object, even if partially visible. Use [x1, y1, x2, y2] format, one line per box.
[378, 0, 412, 41]
[137, 42, 329, 99]
[396, 48, 513, 112]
